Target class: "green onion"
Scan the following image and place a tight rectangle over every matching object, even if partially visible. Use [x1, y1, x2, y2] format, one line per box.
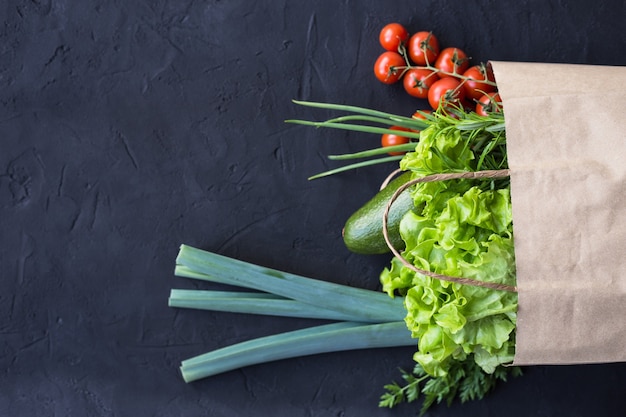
[327, 143, 417, 160]
[175, 245, 406, 323]
[286, 102, 507, 180]
[179, 321, 414, 382]
[169, 245, 416, 383]
[323, 114, 427, 131]
[169, 289, 393, 322]
[308, 155, 404, 180]
[290, 99, 420, 123]
[285, 119, 422, 140]
[284, 100, 438, 179]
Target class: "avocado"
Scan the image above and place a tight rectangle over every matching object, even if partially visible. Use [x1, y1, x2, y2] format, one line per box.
[342, 171, 415, 255]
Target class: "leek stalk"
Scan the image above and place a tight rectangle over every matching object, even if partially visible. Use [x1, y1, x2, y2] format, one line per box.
[169, 245, 414, 383]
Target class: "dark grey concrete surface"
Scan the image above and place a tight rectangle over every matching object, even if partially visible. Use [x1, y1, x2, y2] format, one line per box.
[1, 1, 625, 416]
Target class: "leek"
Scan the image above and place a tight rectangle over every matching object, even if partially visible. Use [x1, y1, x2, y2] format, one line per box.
[169, 244, 414, 383]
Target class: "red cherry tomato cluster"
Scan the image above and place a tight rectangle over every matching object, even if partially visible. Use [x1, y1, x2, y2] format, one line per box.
[374, 23, 503, 154]
[374, 23, 501, 113]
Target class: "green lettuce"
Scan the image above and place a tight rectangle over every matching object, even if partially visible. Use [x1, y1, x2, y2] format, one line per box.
[380, 113, 517, 378]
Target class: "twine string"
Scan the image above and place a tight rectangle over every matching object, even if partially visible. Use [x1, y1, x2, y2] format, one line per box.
[381, 169, 518, 293]
[379, 168, 404, 190]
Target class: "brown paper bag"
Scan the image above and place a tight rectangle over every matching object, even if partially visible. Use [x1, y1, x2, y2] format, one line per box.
[490, 61, 626, 365]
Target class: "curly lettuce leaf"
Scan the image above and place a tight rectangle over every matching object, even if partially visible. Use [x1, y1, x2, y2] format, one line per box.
[380, 116, 517, 378]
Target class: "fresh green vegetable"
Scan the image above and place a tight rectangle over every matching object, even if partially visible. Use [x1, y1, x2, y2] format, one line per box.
[175, 244, 405, 323]
[170, 244, 415, 383]
[170, 289, 384, 322]
[380, 104, 517, 379]
[380, 360, 522, 415]
[286, 100, 520, 414]
[170, 244, 519, 414]
[180, 321, 414, 383]
[343, 171, 415, 255]
[286, 99, 427, 180]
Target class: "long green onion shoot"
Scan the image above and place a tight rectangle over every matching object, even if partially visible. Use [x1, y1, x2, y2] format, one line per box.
[180, 321, 414, 382]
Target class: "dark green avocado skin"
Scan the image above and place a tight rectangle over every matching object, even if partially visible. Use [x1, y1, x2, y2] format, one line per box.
[342, 172, 414, 255]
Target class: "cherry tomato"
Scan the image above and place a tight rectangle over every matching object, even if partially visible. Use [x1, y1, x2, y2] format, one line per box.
[381, 126, 412, 155]
[407, 31, 440, 66]
[403, 68, 439, 99]
[462, 64, 496, 101]
[475, 92, 502, 116]
[379, 23, 409, 52]
[374, 51, 406, 84]
[434, 47, 469, 77]
[427, 77, 465, 110]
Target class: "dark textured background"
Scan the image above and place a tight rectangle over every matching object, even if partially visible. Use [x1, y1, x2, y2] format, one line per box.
[1, 1, 625, 416]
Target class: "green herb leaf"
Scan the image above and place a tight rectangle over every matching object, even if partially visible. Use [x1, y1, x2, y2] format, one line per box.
[380, 359, 523, 415]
